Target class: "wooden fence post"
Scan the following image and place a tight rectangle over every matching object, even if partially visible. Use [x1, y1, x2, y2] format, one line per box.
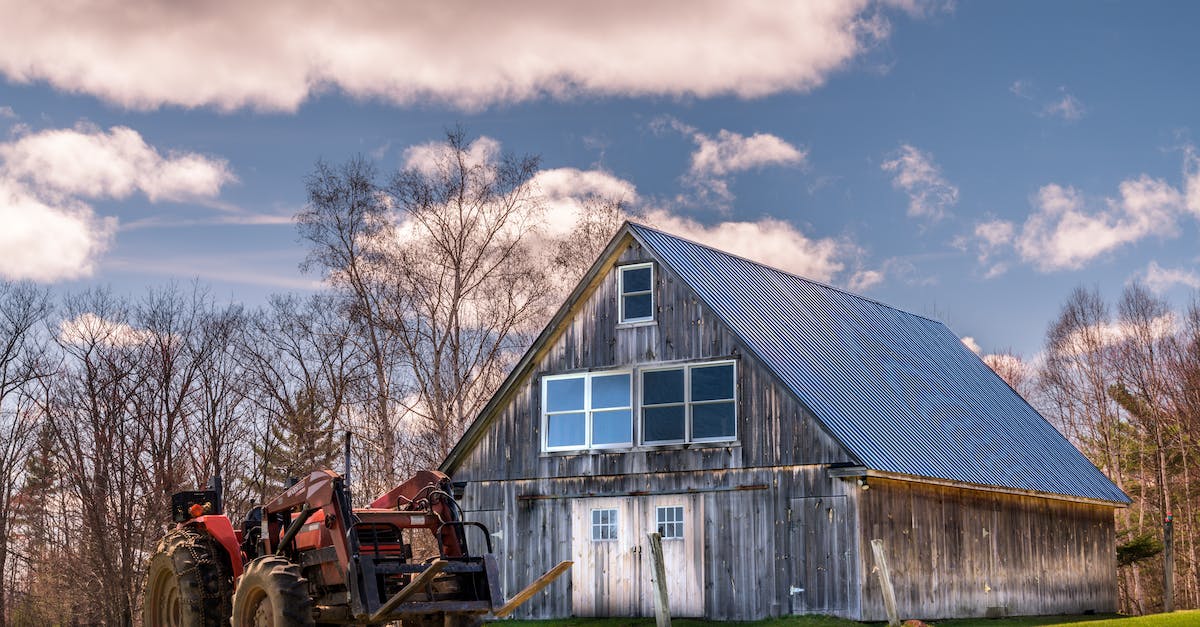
[870, 539, 901, 627]
[646, 532, 671, 627]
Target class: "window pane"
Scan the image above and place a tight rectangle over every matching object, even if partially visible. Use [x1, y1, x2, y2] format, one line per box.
[643, 405, 685, 442]
[692, 401, 736, 440]
[656, 506, 684, 539]
[592, 373, 630, 408]
[592, 508, 618, 541]
[545, 377, 585, 412]
[622, 294, 652, 321]
[592, 409, 632, 445]
[691, 364, 734, 401]
[621, 266, 652, 294]
[546, 412, 585, 448]
[643, 369, 684, 405]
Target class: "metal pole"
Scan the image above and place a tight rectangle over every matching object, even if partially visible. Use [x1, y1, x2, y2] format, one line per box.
[344, 430, 353, 509]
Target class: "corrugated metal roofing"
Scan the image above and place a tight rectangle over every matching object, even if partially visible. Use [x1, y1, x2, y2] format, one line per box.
[630, 223, 1129, 504]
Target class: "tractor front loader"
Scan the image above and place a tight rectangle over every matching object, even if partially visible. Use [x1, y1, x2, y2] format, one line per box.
[144, 469, 570, 626]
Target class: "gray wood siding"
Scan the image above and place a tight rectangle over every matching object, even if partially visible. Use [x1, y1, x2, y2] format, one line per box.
[453, 239, 852, 486]
[857, 477, 1118, 620]
[461, 466, 859, 620]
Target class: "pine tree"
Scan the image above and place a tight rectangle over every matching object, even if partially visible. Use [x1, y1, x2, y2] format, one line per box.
[254, 387, 338, 489]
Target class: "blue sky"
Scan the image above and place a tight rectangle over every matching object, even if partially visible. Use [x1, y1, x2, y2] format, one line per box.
[1, 1, 1198, 358]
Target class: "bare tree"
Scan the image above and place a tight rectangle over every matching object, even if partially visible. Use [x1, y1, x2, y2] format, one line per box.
[237, 294, 367, 496]
[0, 281, 52, 623]
[45, 290, 153, 625]
[299, 156, 407, 485]
[382, 128, 552, 468]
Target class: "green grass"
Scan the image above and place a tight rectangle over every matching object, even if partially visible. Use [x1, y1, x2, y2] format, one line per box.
[501, 609, 1200, 627]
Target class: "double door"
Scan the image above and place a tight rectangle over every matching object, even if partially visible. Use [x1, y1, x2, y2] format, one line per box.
[570, 495, 704, 617]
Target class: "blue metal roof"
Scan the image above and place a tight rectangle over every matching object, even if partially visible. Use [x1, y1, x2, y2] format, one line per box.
[630, 223, 1129, 504]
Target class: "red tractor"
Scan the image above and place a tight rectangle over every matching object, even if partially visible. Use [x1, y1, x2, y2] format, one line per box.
[144, 468, 569, 626]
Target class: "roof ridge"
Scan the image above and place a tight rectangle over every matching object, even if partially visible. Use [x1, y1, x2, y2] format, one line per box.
[626, 221, 944, 326]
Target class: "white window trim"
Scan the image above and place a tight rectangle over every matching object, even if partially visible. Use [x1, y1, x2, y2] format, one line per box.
[656, 505, 685, 541]
[640, 360, 737, 446]
[591, 508, 619, 542]
[542, 370, 634, 452]
[618, 262, 655, 324]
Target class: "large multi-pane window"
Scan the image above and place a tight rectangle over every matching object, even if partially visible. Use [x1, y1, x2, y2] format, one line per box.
[643, 357, 734, 442]
[618, 263, 654, 323]
[641, 361, 736, 444]
[541, 360, 736, 452]
[543, 371, 633, 451]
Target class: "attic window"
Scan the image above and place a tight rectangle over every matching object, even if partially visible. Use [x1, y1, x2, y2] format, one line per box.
[618, 263, 654, 324]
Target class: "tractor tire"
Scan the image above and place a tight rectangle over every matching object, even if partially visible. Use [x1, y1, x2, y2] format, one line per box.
[143, 529, 234, 627]
[231, 556, 315, 627]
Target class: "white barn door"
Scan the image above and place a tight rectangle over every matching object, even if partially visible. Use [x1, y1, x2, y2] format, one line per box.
[571, 495, 705, 617]
[571, 497, 640, 616]
[638, 494, 705, 617]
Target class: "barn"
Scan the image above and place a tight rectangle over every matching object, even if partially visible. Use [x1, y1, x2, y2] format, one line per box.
[440, 222, 1130, 621]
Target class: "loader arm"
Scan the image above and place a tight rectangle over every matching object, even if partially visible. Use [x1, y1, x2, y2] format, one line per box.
[370, 469, 465, 557]
[260, 470, 358, 569]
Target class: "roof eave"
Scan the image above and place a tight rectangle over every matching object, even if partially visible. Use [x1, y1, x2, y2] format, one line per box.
[828, 466, 1130, 508]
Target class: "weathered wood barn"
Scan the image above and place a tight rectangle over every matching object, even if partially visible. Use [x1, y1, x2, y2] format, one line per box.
[441, 222, 1129, 621]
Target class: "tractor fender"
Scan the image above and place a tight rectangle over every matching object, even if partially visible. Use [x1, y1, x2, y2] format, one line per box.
[188, 515, 244, 579]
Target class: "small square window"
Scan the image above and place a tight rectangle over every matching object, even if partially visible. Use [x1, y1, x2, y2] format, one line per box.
[656, 506, 684, 540]
[592, 508, 618, 541]
[619, 264, 654, 324]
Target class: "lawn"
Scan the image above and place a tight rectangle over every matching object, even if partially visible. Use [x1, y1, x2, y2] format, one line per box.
[501, 610, 1200, 627]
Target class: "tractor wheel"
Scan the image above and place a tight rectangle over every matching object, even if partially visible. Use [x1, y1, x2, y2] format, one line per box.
[231, 556, 315, 627]
[143, 529, 233, 627]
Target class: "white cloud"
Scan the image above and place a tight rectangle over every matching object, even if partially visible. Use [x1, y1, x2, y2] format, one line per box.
[1009, 79, 1032, 100]
[1043, 92, 1085, 121]
[689, 129, 806, 178]
[961, 336, 982, 354]
[975, 219, 1014, 249]
[392, 134, 863, 287]
[972, 219, 1014, 278]
[0, 178, 115, 282]
[881, 144, 958, 220]
[402, 136, 502, 179]
[847, 269, 885, 291]
[1185, 147, 1200, 217]
[1015, 178, 1185, 271]
[58, 312, 150, 347]
[532, 167, 639, 239]
[0, 124, 235, 202]
[0, 123, 235, 282]
[1142, 261, 1200, 293]
[657, 118, 806, 205]
[1060, 314, 1178, 356]
[0, 1, 903, 112]
[641, 209, 849, 283]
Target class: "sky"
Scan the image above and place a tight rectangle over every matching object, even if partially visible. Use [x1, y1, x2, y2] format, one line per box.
[1, 0, 1198, 359]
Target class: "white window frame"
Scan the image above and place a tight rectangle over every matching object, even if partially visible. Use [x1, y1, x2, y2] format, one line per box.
[640, 360, 737, 445]
[618, 262, 655, 324]
[591, 508, 619, 541]
[656, 505, 684, 540]
[542, 370, 634, 452]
